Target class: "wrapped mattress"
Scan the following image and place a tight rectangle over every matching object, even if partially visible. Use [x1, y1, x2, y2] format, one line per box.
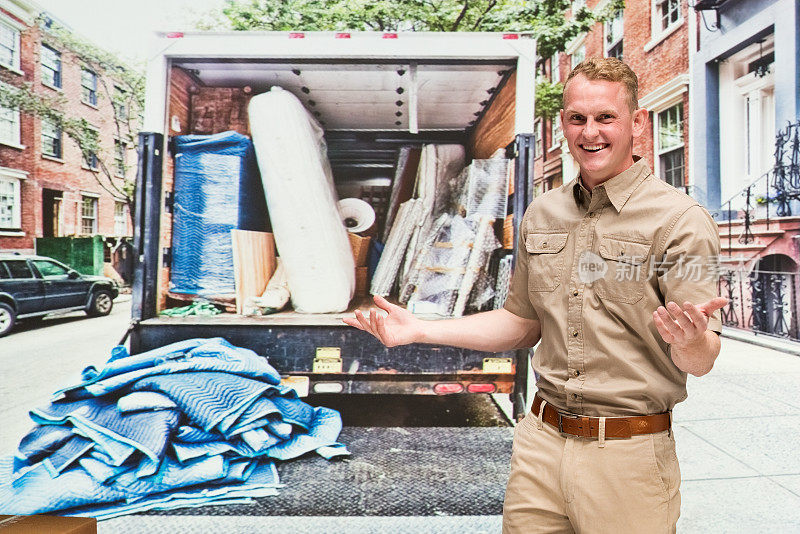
[170, 131, 269, 297]
[248, 87, 354, 313]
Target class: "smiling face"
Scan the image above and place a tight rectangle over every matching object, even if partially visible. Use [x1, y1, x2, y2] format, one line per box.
[560, 74, 648, 188]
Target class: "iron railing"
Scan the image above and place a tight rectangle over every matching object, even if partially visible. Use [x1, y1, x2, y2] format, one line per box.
[715, 120, 800, 255]
[719, 268, 800, 341]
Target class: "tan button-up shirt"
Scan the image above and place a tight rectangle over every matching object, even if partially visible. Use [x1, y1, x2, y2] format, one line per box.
[504, 159, 722, 417]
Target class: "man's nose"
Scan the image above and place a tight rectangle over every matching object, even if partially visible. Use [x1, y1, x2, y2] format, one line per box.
[582, 118, 599, 138]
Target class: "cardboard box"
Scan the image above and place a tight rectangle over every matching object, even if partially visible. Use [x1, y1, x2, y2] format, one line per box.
[348, 233, 371, 267]
[355, 266, 369, 296]
[0, 515, 96, 533]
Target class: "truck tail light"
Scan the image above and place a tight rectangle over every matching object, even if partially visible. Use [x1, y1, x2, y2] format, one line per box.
[383, 33, 399, 39]
[289, 32, 305, 39]
[166, 32, 184, 39]
[467, 383, 496, 394]
[503, 33, 519, 40]
[434, 383, 463, 395]
[336, 33, 351, 39]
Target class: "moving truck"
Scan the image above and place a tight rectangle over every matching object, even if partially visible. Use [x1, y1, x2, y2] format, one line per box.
[131, 31, 537, 420]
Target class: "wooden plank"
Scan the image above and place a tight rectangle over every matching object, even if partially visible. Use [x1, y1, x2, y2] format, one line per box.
[468, 71, 517, 159]
[231, 230, 277, 314]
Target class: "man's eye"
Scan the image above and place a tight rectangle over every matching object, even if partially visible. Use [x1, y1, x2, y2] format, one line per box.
[598, 114, 614, 121]
[570, 115, 584, 121]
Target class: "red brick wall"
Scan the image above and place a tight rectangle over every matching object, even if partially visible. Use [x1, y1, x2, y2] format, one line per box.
[1, 18, 134, 253]
[535, 0, 691, 190]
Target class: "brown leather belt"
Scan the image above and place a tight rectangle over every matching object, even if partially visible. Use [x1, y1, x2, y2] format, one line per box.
[532, 395, 671, 439]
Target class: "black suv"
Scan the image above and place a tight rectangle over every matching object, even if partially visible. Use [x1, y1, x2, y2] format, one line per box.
[0, 253, 119, 337]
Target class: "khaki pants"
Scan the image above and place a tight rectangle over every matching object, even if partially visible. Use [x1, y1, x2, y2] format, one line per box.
[503, 410, 681, 534]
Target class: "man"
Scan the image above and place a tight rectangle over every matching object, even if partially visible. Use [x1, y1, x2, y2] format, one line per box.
[344, 57, 727, 533]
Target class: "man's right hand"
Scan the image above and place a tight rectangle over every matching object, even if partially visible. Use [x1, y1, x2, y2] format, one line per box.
[342, 295, 423, 348]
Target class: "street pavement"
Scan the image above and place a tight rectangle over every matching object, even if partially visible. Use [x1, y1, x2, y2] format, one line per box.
[0, 303, 799, 532]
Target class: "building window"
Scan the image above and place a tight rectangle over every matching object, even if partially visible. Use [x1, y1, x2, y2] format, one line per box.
[657, 103, 684, 188]
[551, 53, 560, 82]
[81, 195, 98, 234]
[0, 103, 20, 146]
[114, 140, 126, 176]
[605, 9, 624, 61]
[81, 68, 98, 106]
[571, 45, 585, 69]
[114, 86, 127, 120]
[0, 172, 22, 230]
[657, 0, 681, 31]
[41, 45, 62, 88]
[0, 21, 20, 71]
[550, 114, 561, 150]
[83, 150, 98, 170]
[534, 119, 543, 158]
[114, 201, 126, 236]
[42, 119, 62, 158]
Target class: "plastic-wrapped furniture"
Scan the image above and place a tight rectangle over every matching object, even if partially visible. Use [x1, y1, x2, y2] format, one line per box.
[170, 131, 269, 298]
[248, 87, 354, 313]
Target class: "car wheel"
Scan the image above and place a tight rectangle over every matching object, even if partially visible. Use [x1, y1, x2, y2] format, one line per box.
[0, 303, 15, 337]
[87, 290, 114, 317]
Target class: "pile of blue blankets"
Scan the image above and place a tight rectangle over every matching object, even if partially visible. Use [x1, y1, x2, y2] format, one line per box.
[0, 338, 348, 519]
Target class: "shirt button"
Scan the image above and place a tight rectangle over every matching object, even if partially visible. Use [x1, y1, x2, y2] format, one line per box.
[572, 330, 579, 337]
[572, 289, 579, 296]
[587, 212, 594, 218]
[572, 393, 579, 400]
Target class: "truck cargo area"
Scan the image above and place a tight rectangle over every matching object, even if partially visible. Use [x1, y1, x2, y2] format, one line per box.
[131, 32, 536, 416]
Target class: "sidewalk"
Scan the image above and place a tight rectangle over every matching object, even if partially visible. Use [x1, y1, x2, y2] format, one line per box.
[673, 335, 800, 532]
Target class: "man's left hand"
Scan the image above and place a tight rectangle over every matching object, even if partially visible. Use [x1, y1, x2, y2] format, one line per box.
[653, 297, 728, 349]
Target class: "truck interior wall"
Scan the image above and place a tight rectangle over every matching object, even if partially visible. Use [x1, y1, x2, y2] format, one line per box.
[159, 66, 198, 311]
[468, 71, 517, 159]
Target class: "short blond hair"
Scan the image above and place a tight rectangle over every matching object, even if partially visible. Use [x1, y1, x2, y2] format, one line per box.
[563, 57, 639, 111]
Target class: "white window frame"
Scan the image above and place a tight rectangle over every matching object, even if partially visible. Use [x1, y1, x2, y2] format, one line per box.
[41, 118, 62, 159]
[81, 68, 98, 107]
[551, 53, 560, 82]
[114, 201, 127, 236]
[645, 0, 684, 52]
[41, 44, 62, 89]
[549, 114, 562, 151]
[571, 44, 585, 70]
[0, 17, 22, 74]
[0, 101, 21, 148]
[640, 76, 689, 190]
[605, 9, 624, 60]
[114, 138, 127, 177]
[654, 102, 685, 188]
[80, 193, 99, 235]
[0, 166, 26, 233]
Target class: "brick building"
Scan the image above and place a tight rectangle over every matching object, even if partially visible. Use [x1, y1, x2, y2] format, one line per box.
[0, 0, 134, 254]
[535, 0, 695, 197]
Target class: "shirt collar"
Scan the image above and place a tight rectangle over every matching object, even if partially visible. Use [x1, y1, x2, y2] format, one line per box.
[570, 157, 651, 212]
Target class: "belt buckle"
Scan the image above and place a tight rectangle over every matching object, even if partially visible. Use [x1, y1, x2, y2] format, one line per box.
[557, 411, 581, 434]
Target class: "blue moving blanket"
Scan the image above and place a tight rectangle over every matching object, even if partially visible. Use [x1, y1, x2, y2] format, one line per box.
[0, 338, 348, 519]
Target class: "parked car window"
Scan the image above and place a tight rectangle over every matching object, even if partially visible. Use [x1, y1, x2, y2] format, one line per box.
[32, 260, 70, 278]
[0, 262, 9, 279]
[3, 260, 34, 279]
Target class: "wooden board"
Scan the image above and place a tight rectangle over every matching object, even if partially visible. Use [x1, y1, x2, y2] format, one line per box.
[468, 71, 517, 159]
[231, 230, 277, 314]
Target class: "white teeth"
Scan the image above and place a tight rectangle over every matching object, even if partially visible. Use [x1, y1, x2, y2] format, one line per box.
[582, 144, 605, 152]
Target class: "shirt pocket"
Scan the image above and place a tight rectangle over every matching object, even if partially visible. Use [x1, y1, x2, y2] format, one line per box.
[525, 232, 568, 292]
[595, 235, 652, 304]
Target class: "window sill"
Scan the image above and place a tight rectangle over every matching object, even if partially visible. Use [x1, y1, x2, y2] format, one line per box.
[644, 20, 684, 53]
[81, 164, 99, 171]
[41, 81, 63, 92]
[42, 154, 65, 163]
[82, 100, 99, 110]
[0, 63, 24, 76]
[0, 230, 24, 237]
[0, 140, 25, 151]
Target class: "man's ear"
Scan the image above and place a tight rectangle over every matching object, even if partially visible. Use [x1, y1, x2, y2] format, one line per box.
[631, 107, 648, 138]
